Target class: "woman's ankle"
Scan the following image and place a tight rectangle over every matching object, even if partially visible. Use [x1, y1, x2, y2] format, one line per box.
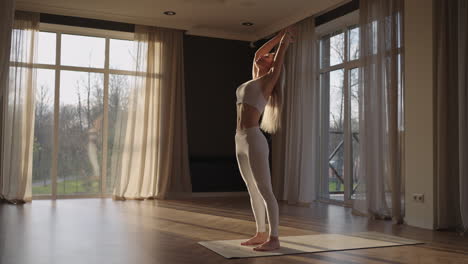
[269, 235, 279, 240]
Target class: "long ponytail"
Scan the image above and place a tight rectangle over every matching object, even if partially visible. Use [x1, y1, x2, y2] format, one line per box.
[260, 64, 285, 134]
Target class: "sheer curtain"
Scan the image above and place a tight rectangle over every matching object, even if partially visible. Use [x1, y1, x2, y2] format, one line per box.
[271, 16, 320, 205]
[0, 0, 15, 100]
[0, 0, 15, 201]
[110, 25, 192, 200]
[352, 0, 405, 223]
[434, 0, 468, 234]
[0, 11, 39, 204]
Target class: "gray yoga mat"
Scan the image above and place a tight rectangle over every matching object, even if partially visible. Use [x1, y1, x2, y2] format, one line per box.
[197, 231, 424, 259]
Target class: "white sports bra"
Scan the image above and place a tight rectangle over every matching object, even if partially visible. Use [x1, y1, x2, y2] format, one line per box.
[235, 79, 267, 113]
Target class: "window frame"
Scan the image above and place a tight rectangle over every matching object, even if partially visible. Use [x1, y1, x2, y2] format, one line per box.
[315, 10, 360, 207]
[30, 23, 135, 199]
[315, 9, 404, 207]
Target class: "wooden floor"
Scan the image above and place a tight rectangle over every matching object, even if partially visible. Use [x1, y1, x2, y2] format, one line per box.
[1, 197, 467, 264]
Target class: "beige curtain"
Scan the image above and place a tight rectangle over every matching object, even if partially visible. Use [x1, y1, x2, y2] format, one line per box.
[0, 0, 15, 203]
[271, 16, 320, 205]
[352, 0, 405, 223]
[110, 25, 191, 200]
[435, 0, 468, 234]
[0, 0, 15, 99]
[0, 11, 39, 204]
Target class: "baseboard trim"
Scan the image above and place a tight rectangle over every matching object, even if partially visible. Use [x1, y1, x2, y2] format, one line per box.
[190, 191, 249, 198]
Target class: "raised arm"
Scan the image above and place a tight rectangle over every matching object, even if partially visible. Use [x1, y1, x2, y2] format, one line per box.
[254, 29, 285, 61]
[264, 26, 295, 92]
[252, 30, 285, 78]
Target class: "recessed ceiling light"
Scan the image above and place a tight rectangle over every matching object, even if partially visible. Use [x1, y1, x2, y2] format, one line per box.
[242, 22, 254, 26]
[163, 11, 176, 16]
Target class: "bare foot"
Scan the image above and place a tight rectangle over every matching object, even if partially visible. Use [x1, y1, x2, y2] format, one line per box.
[240, 232, 269, 246]
[253, 236, 280, 251]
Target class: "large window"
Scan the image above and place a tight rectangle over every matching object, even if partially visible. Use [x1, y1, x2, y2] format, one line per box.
[31, 24, 134, 198]
[317, 11, 360, 205]
[317, 9, 403, 205]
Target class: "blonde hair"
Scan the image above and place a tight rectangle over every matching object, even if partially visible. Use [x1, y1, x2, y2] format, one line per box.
[260, 64, 285, 134]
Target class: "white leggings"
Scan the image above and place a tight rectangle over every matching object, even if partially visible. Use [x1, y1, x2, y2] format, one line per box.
[235, 126, 279, 237]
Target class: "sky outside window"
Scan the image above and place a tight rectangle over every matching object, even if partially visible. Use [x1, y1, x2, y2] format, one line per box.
[61, 34, 105, 68]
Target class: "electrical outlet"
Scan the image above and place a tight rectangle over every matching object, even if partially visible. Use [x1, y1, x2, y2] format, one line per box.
[418, 194, 424, 202]
[412, 193, 424, 203]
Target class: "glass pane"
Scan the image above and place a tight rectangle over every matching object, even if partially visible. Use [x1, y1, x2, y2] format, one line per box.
[38, 32, 56, 64]
[106, 74, 132, 193]
[397, 53, 404, 129]
[320, 32, 345, 68]
[350, 68, 360, 131]
[61, 34, 105, 68]
[110, 39, 135, 71]
[350, 68, 360, 198]
[372, 20, 378, 54]
[321, 69, 345, 201]
[58, 71, 104, 195]
[32, 69, 55, 196]
[397, 12, 403, 49]
[349, 26, 360, 60]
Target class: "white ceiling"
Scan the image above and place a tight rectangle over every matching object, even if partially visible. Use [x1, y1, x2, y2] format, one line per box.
[16, 0, 349, 41]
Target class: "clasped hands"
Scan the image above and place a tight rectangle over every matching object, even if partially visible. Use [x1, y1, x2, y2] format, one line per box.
[278, 25, 297, 43]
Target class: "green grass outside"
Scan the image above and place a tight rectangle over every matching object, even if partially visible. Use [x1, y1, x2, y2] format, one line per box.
[33, 179, 100, 195]
[329, 182, 358, 192]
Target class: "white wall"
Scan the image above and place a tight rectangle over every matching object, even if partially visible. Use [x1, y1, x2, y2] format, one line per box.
[404, 0, 435, 230]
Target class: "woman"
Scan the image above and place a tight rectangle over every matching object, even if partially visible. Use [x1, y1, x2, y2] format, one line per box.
[235, 25, 295, 251]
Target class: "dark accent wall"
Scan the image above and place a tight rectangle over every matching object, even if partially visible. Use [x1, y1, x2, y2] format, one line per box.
[183, 35, 256, 192]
